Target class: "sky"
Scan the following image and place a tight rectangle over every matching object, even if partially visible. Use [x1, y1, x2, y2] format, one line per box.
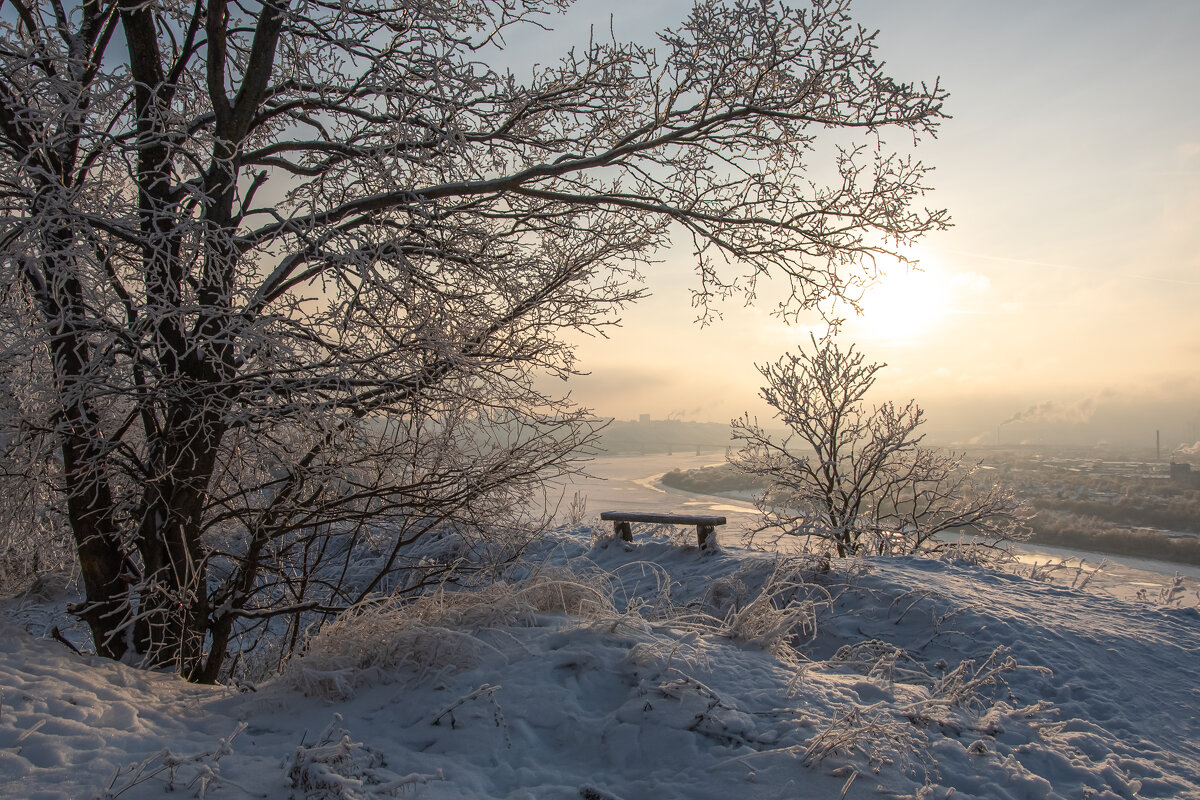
[517, 0, 1200, 450]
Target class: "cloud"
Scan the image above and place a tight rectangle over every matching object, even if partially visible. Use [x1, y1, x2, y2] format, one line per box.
[1178, 142, 1200, 160]
[1121, 272, 1200, 288]
[942, 248, 1084, 274]
[950, 272, 992, 292]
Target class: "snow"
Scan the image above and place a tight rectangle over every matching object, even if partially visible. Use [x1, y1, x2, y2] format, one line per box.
[2, 529, 1198, 800]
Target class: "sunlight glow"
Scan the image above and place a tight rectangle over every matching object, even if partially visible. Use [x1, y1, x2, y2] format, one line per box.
[847, 258, 955, 345]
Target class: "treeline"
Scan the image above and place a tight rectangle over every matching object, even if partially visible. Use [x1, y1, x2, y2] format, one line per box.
[1032, 495, 1200, 535]
[1030, 510, 1200, 566]
[661, 464, 765, 494]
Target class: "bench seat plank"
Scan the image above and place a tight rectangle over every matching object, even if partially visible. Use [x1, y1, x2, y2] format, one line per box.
[599, 511, 727, 526]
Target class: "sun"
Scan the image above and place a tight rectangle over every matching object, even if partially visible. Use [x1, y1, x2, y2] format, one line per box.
[847, 258, 954, 346]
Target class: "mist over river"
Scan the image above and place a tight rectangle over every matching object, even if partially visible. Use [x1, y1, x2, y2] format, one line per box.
[548, 453, 1200, 601]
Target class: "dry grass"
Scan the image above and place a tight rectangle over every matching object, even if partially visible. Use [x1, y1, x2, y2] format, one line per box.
[278, 567, 618, 698]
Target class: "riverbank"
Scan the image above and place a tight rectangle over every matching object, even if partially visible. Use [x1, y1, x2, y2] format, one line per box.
[655, 460, 1200, 568]
[553, 454, 1200, 603]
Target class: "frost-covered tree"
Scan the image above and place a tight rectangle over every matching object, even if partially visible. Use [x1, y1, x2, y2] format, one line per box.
[731, 337, 1027, 557]
[0, 0, 947, 680]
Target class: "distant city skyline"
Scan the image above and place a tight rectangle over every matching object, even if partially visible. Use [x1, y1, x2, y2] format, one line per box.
[514, 1, 1200, 450]
[603, 406, 1199, 454]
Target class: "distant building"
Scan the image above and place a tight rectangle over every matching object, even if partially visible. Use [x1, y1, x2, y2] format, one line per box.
[639, 413, 651, 424]
[1169, 462, 1200, 489]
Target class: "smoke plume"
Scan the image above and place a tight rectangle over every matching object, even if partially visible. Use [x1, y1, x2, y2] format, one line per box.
[1001, 398, 1098, 426]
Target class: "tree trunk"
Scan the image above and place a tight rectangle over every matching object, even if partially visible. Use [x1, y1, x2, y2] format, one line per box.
[26, 234, 133, 659]
[61, 432, 131, 660]
[133, 407, 226, 678]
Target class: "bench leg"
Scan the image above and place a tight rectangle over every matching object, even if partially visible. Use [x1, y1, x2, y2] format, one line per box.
[614, 520, 633, 542]
[697, 525, 717, 551]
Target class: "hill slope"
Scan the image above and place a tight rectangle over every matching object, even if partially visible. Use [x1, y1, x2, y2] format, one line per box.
[1, 530, 1197, 799]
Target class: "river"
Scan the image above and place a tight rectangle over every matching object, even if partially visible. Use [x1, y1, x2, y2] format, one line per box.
[548, 453, 1200, 602]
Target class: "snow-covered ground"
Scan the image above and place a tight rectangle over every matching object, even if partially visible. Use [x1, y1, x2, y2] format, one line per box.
[2, 528, 1198, 799]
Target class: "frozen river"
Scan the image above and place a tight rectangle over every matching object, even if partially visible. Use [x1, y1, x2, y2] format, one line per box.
[549, 453, 1200, 602]
[550, 452, 757, 526]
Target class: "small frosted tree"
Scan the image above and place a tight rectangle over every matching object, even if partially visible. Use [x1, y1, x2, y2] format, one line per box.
[731, 337, 1027, 557]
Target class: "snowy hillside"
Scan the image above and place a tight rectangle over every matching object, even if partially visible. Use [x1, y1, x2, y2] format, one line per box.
[1, 529, 1198, 800]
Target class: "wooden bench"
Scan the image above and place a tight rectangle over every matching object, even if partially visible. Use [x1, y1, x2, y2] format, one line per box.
[599, 511, 727, 550]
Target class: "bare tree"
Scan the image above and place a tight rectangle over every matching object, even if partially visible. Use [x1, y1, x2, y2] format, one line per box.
[731, 337, 1027, 557]
[0, 0, 948, 680]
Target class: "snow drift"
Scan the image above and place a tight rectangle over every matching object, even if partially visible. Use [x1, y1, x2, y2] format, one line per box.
[1, 528, 1197, 799]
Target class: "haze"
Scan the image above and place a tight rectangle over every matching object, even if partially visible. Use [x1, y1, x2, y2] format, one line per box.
[522, 0, 1200, 450]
